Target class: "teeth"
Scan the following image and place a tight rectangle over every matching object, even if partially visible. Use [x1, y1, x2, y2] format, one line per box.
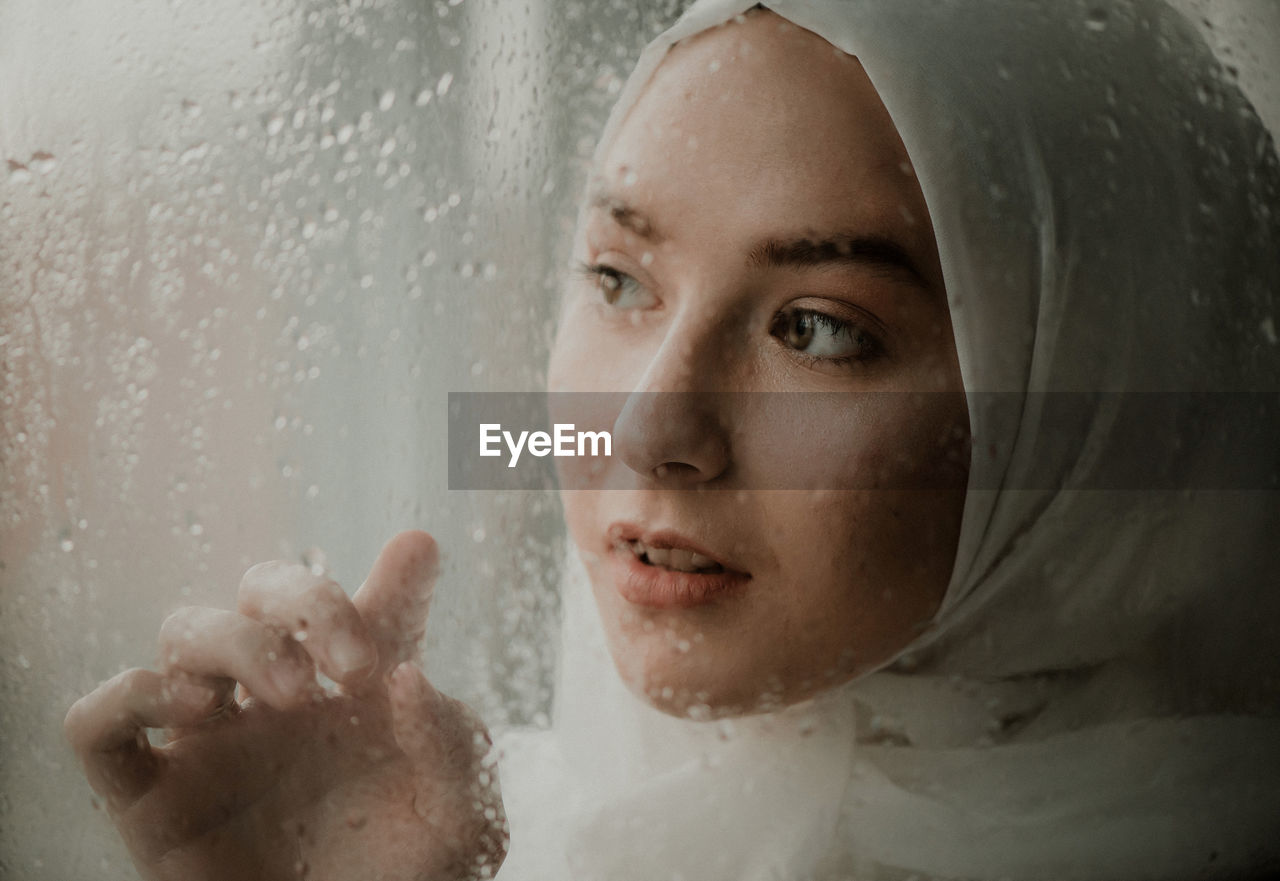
[668, 548, 698, 572]
[627, 540, 724, 573]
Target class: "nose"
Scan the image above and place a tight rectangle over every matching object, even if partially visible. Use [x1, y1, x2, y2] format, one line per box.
[611, 326, 732, 487]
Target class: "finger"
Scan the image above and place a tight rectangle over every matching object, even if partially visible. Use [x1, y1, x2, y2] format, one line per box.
[388, 661, 447, 769]
[353, 530, 439, 676]
[237, 561, 377, 686]
[388, 662, 492, 775]
[64, 669, 218, 807]
[157, 606, 317, 708]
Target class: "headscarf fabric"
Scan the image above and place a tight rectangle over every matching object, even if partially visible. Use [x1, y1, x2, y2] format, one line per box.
[497, 2, 1280, 878]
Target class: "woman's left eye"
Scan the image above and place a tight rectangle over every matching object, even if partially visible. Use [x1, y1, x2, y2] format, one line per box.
[770, 307, 880, 364]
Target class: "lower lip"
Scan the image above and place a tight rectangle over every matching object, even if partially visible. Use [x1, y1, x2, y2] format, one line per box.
[608, 546, 750, 609]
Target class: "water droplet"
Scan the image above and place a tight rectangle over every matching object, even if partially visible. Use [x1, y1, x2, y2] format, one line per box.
[60, 537, 75, 552]
[7, 161, 31, 184]
[301, 547, 329, 575]
[179, 142, 209, 165]
[436, 72, 454, 96]
[377, 89, 395, 111]
[1085, 8, 1108, 31]
[30, 151, 57, 174]
[1261, 317, 1277, 345]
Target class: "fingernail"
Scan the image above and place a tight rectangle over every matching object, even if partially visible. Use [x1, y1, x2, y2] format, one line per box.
[330, 632, 375, 677]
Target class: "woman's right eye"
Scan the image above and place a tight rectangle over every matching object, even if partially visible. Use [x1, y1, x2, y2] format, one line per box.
[576, 262, 654, 309]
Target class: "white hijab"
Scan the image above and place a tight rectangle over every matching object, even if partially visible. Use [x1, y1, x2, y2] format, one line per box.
[498, 1, 1280, 878]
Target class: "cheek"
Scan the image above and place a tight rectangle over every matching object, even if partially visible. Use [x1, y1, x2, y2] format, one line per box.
[558, 490, 597, 558]
[547, 302, 588, 393]
[738, 394, 968, 491]
[548, 298, 649, 396]
[767, 486, 961, 669]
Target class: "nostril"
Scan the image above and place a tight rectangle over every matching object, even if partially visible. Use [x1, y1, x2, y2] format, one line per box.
[612, 390, 732, 485]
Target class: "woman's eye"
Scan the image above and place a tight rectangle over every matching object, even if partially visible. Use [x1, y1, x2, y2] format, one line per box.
[771, 307, 879, 363]
[577, 262, 653, 309]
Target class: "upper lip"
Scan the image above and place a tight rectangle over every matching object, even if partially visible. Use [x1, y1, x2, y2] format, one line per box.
[607, 522, 750, 574]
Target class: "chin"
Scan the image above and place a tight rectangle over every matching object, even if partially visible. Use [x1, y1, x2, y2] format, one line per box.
[604, 628, 842, 721]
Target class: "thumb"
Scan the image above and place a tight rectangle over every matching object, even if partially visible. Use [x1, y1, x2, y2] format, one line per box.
[388, 662, 496, 783]
[387, 661, 449, 770]
[353, 530, 439, 677]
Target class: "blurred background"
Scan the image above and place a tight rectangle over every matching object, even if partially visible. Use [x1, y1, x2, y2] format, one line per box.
[0, 0, 1274, 877]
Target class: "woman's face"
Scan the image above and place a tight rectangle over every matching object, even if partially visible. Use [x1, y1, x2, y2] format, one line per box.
[549, 10, 969, 717]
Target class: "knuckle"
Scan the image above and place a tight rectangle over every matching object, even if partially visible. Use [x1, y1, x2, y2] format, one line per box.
[239, 560, 337, 618]
[241, 559, 295, 583]
[239, 560, 308, 600]
[230, 618, 273, 658]
[293, 575, 328, 608]
[157, 606, 204, 649]
[232, 619, 299, 668]
[116, 667, 153, 694]
[299, 578, 348, 623]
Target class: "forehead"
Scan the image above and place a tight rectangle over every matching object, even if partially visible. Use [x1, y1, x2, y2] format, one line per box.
[595, 11, 925, 242]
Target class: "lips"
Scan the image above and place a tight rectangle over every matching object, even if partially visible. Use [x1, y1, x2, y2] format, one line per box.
[623, 539, 724, 573]
[606, 522, 751, 608]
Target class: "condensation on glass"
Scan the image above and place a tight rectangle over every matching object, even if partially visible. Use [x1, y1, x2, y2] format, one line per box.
[0, 0, 686, 875]
[0, 0, 1274, 877]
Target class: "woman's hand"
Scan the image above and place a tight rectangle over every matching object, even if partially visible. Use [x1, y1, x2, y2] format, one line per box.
[64, 531, 507, 881]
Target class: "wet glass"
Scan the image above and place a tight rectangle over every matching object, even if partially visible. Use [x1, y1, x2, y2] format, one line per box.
[0, 0, 684, 875]
[1, 0, 1276, 877]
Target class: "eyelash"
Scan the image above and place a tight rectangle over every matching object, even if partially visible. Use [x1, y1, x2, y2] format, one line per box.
[574, 261, 649, 307]
[573, 260, 883, 368]
[768, 307, 883, 368]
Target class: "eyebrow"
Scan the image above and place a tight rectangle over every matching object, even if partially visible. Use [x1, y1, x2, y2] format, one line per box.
[588, 189, 930, 288]
[747, 234, 929, 286]
[588, 189, 665, 242]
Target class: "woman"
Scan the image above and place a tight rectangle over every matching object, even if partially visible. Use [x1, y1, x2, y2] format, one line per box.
[65, 1, 1280, 879]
